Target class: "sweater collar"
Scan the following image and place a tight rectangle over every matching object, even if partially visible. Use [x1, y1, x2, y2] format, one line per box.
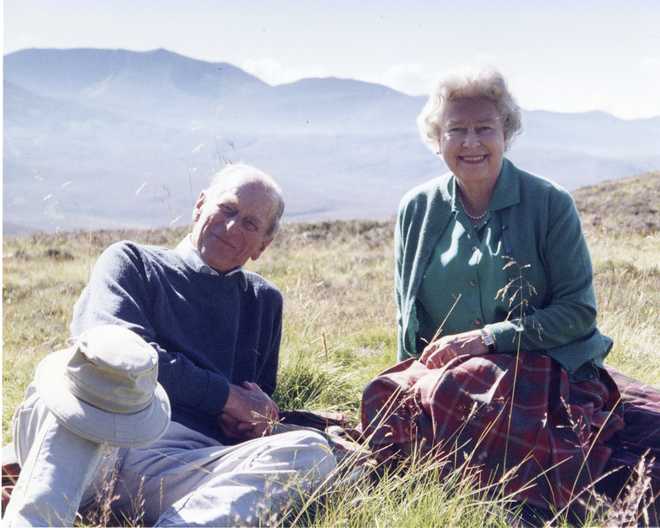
[175, 236, 248, 291]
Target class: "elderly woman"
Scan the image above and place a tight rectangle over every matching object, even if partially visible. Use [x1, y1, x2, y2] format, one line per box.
[361, 69, 659, 514]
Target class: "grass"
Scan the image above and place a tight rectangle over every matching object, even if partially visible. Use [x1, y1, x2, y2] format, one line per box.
[3, 174, 659, 526]
[294, 452, 520, 527]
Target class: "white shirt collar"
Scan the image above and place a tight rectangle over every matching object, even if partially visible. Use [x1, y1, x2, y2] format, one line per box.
[175, 235, 248, 290]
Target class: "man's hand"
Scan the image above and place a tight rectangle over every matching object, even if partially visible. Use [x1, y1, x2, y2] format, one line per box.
[420, 330, 489, 369]
[218, 412, 264, 441]
[218, 382, 279, 440]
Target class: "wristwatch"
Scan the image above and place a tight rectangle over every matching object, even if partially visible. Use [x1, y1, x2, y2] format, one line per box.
[480, 328, 496, 353]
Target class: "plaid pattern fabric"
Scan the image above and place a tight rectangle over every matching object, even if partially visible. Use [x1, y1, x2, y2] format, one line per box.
[1, 462, 20, 516]
[361, 353, 625, 509]
[600, 367, 660, 512]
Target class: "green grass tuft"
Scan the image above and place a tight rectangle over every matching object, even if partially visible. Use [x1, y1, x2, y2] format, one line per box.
[3, 174, 660, 526]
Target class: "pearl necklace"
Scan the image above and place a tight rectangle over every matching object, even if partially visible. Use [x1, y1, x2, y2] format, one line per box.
[458, 195, 488, 222]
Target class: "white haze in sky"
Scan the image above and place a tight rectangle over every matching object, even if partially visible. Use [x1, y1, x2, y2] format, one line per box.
[4, 0, 660, 119]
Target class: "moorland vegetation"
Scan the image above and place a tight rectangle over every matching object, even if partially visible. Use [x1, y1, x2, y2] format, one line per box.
[3, 171, 659, 526]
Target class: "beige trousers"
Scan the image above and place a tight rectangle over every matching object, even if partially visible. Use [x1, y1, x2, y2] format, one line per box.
[6, 386, 336, 527]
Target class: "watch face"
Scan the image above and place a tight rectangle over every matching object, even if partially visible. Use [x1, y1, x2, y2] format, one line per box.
[480, 330, 495, 351]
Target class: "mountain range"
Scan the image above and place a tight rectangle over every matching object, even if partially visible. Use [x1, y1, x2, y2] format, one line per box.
[4, 48, 660, 233]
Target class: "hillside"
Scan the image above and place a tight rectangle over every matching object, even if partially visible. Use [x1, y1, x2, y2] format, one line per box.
[3, 173, 659, 526]
[574, 170, 660, 234]
[4, 47, 660, 233]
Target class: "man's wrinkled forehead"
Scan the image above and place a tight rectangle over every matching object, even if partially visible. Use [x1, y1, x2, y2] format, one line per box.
[208, 173, 264, 200]
[207, 175, 277, 220]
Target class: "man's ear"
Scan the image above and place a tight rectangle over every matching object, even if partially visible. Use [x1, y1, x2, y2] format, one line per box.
[250, 237, 273, 262]
[192, 191, 206, 222]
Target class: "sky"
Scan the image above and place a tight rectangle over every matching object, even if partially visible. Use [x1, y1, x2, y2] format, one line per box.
[5, 0, 660, 119]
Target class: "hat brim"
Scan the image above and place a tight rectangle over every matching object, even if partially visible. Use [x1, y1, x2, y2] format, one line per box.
[36, 348, 171, 448]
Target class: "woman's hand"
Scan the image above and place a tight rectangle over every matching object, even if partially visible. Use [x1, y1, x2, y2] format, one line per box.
[420, 330, 489, 369]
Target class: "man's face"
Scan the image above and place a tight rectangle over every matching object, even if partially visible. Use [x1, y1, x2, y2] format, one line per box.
[191, 180, 276, 272]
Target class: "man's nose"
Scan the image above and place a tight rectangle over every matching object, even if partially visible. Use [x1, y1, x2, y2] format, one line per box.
[225, 218, 239, 232]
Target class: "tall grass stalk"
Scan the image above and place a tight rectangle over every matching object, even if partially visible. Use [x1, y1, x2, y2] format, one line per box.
[3, 216, 659, 526]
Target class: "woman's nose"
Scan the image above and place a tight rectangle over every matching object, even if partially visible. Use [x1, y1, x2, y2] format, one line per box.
[462, 128, 481, 147]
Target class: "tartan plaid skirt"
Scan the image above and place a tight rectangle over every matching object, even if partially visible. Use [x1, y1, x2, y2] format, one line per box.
[360, 352, 629, 509]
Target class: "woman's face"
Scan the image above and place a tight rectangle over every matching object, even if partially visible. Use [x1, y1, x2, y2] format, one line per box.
[438, 97, 505, 187]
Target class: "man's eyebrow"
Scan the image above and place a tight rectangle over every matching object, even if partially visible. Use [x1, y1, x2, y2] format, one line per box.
[216, 193, 239, 206]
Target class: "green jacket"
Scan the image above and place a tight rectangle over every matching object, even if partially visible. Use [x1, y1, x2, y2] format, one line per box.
[395, 158, 612, 379]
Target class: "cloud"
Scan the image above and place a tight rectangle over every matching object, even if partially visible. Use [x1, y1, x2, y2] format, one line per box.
[640, 56, 660, 75]
[379, 64, 435, 96]
[379, 57, 508, 96]
[241, 58, 329, 86]
[242, 58, 287, 84]
[5, 31, 39, 53]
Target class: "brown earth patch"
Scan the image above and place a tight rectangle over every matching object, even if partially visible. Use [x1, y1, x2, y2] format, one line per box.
[573, 171, 659, 235]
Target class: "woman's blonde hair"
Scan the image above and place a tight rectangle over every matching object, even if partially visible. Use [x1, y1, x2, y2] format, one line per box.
[417, 68, 522, 152]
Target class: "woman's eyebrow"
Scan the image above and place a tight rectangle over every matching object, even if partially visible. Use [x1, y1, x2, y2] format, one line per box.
[446, 117, 498, 126]
[475, 117, 499, 123]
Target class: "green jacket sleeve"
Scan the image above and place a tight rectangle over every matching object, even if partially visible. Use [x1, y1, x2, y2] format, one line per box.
[486, 189, 597, 353]
[395, 201, 410, 360]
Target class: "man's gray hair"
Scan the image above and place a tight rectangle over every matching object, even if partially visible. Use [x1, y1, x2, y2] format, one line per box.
[417, 68, 522, 153]
[208, 163, 285, 238]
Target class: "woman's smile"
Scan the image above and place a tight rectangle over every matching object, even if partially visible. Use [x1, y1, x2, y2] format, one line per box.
[457, 154, 488, 164]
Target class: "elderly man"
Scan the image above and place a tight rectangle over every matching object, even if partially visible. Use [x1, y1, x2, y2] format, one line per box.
[5, 164, 336, 527]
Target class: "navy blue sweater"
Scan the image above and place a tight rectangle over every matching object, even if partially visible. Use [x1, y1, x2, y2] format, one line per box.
[71, 240, 283, 441]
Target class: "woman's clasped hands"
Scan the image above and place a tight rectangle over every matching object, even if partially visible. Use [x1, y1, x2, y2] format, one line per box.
[419, 329, 489, 369]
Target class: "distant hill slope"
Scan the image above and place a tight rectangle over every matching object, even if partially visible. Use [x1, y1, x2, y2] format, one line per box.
[6, 172, 658, 240]
[573, 171, 660, 234]
[4, 48, 660, 232]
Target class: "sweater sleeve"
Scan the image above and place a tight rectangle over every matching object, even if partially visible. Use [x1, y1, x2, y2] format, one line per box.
[255, 288, 282, 397]
[70, 242, 230, 415]
[486, 190, 598, 353]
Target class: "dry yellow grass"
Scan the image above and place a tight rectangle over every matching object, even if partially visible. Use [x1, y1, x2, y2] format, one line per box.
[2, 174, 659, 526]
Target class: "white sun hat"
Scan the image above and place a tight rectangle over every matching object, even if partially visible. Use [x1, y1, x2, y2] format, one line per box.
[35, 325, 171, 447]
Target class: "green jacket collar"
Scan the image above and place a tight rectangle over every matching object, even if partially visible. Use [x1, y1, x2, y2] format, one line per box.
[489, 158, 520, 211]
[447, 158, 520, 212]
